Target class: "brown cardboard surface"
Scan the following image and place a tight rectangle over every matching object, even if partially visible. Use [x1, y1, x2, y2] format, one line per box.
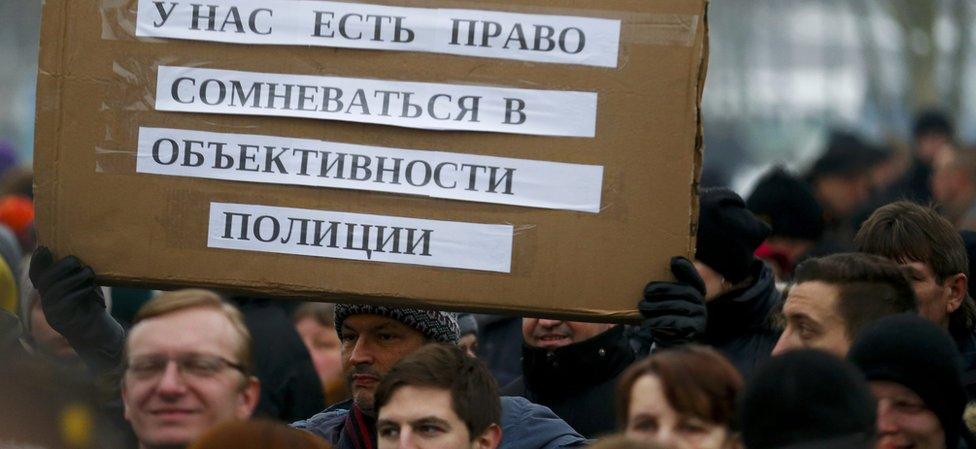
[34, 0, 706, 321]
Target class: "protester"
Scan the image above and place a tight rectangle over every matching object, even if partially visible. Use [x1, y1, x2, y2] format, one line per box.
[18, 256, 82, 366]
[502, 318, 633, 437]
[292, 304, 587, 449]
[848, 314, 968, 449]
[640, 188, 781, 378]
[294, 302, 348, 404]
[771, 252, 917, 356]
[803, 131, 887, 253]
[457, 313, 479, 358]
[186, 419, 333, 449]
[375, 344, 502, 449]
[931, 146, 976, 231]
[122, 289, 261, 449]
[28, 246, 325, 422]
[746, 166, 825, 281]
[616, 345, 742, 449]
[889, 110, 956, 204]
[854, 201, 976, 393]
[739, 349, 876, 449]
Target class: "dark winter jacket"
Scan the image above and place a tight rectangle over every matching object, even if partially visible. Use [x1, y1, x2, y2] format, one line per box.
[501, 325, 635, 438]
[952, 325, 976, 399]
[292, 397, 588, 449]
[475, 314, 524, 386]
[702, 260, 782, 379]
[233, 297, 326, 421]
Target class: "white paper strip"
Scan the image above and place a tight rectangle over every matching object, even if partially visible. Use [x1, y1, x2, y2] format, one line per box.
[154, 66, 598, 138]
[208, 202, 513, 272]
[137, 127, 604, 213]
[136, 0, 620, 68]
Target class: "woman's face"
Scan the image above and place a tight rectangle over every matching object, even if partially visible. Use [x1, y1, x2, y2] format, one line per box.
[626, 374, 735, 449]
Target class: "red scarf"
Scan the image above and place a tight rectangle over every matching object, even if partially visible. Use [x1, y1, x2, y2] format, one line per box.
[343, 405, 377, 449]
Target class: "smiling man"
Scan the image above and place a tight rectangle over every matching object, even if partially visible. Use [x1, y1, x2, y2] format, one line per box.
[501, 319, 634, 438]
[122, 289, 261, 449]
[849, 314, 967, 449]
[771, 253, 917, 357]
[375, 344, 502, 449]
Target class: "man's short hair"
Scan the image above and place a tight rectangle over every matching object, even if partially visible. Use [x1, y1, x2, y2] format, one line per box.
[855, 201, 975, 334]
[793, 253, 917, 339]
[374, 343, 500, 440]
[132, 289, 253, 375]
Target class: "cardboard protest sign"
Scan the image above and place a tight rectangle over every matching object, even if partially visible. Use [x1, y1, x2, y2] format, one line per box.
[34, 0, 707, 320]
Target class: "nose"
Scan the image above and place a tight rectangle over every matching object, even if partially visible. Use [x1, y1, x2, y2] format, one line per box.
[155, 360, 187, 397]
[770, 329, 794, 356]
[347, 335, 375, 366]
[537, 319, 563, 329]
[654, 426, 677, 448]
[876, 401, 898, 435]
[398, 427, 416, 449]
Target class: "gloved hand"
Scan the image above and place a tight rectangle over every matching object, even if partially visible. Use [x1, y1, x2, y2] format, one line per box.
[29, 246, 124, 373]
[638, 256, 707, 348]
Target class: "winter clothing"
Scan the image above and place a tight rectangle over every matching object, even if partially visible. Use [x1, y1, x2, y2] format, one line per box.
[849, 314, 966, 449]
[233, 297, 326, 422]
[702, 259, 781, 379]
[805, 131, 887, 182]
[28, 247, 124, 374]
[502, 325, 635, 438]
[457, 313, 478, 336]
[293, 397, 588, 449]
[740, 349, 876, 449]
[638, 257, 707, 348]
[476, 314, 524, 386]
[334, 304, 460, 343]
[697, 188, 771, 284]
[747, 166, 824, 242]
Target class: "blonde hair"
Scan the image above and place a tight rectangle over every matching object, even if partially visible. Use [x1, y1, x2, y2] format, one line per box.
[131, 289, 252, 374]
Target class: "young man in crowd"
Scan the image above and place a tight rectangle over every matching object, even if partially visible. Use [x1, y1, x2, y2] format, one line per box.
[855, 201, 976, 392]
[121, 289, 261, 449]
[375, 344, 502, 449]
[292, 304, 587, 449]
[848, 314, 968, 449]
[771, 252, 917, 357]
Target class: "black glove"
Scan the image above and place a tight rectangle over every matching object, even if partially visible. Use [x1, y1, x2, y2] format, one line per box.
[29, 246, 125, 373]
[638, 256, 707, 348]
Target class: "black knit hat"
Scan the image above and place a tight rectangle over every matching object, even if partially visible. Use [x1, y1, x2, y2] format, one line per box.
[747, 166, 825, 241]
[805, 131, 887, 182]
[739, 350, 876, 449]
[848, 314, 966, 449]
[697, 188, 771, 284]
[914, 109, 954, 139]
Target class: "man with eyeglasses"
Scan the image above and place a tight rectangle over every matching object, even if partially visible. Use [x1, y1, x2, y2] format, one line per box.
[122, 289, 260, 449]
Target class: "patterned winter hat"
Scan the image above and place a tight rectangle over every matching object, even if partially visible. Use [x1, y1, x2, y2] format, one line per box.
[334, 304, 460, 343]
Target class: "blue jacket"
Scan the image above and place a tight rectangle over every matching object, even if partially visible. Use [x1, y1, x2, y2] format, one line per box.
[292, 397, 588, 449]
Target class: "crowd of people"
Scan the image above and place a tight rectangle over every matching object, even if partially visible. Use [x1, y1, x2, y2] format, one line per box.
[3, 110, 976, 449]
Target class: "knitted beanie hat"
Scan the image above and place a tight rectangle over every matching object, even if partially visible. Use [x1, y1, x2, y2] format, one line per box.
[334, 303, 460, 343]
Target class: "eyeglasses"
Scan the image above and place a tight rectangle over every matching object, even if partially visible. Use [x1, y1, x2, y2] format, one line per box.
[125, 354, 246, 381]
